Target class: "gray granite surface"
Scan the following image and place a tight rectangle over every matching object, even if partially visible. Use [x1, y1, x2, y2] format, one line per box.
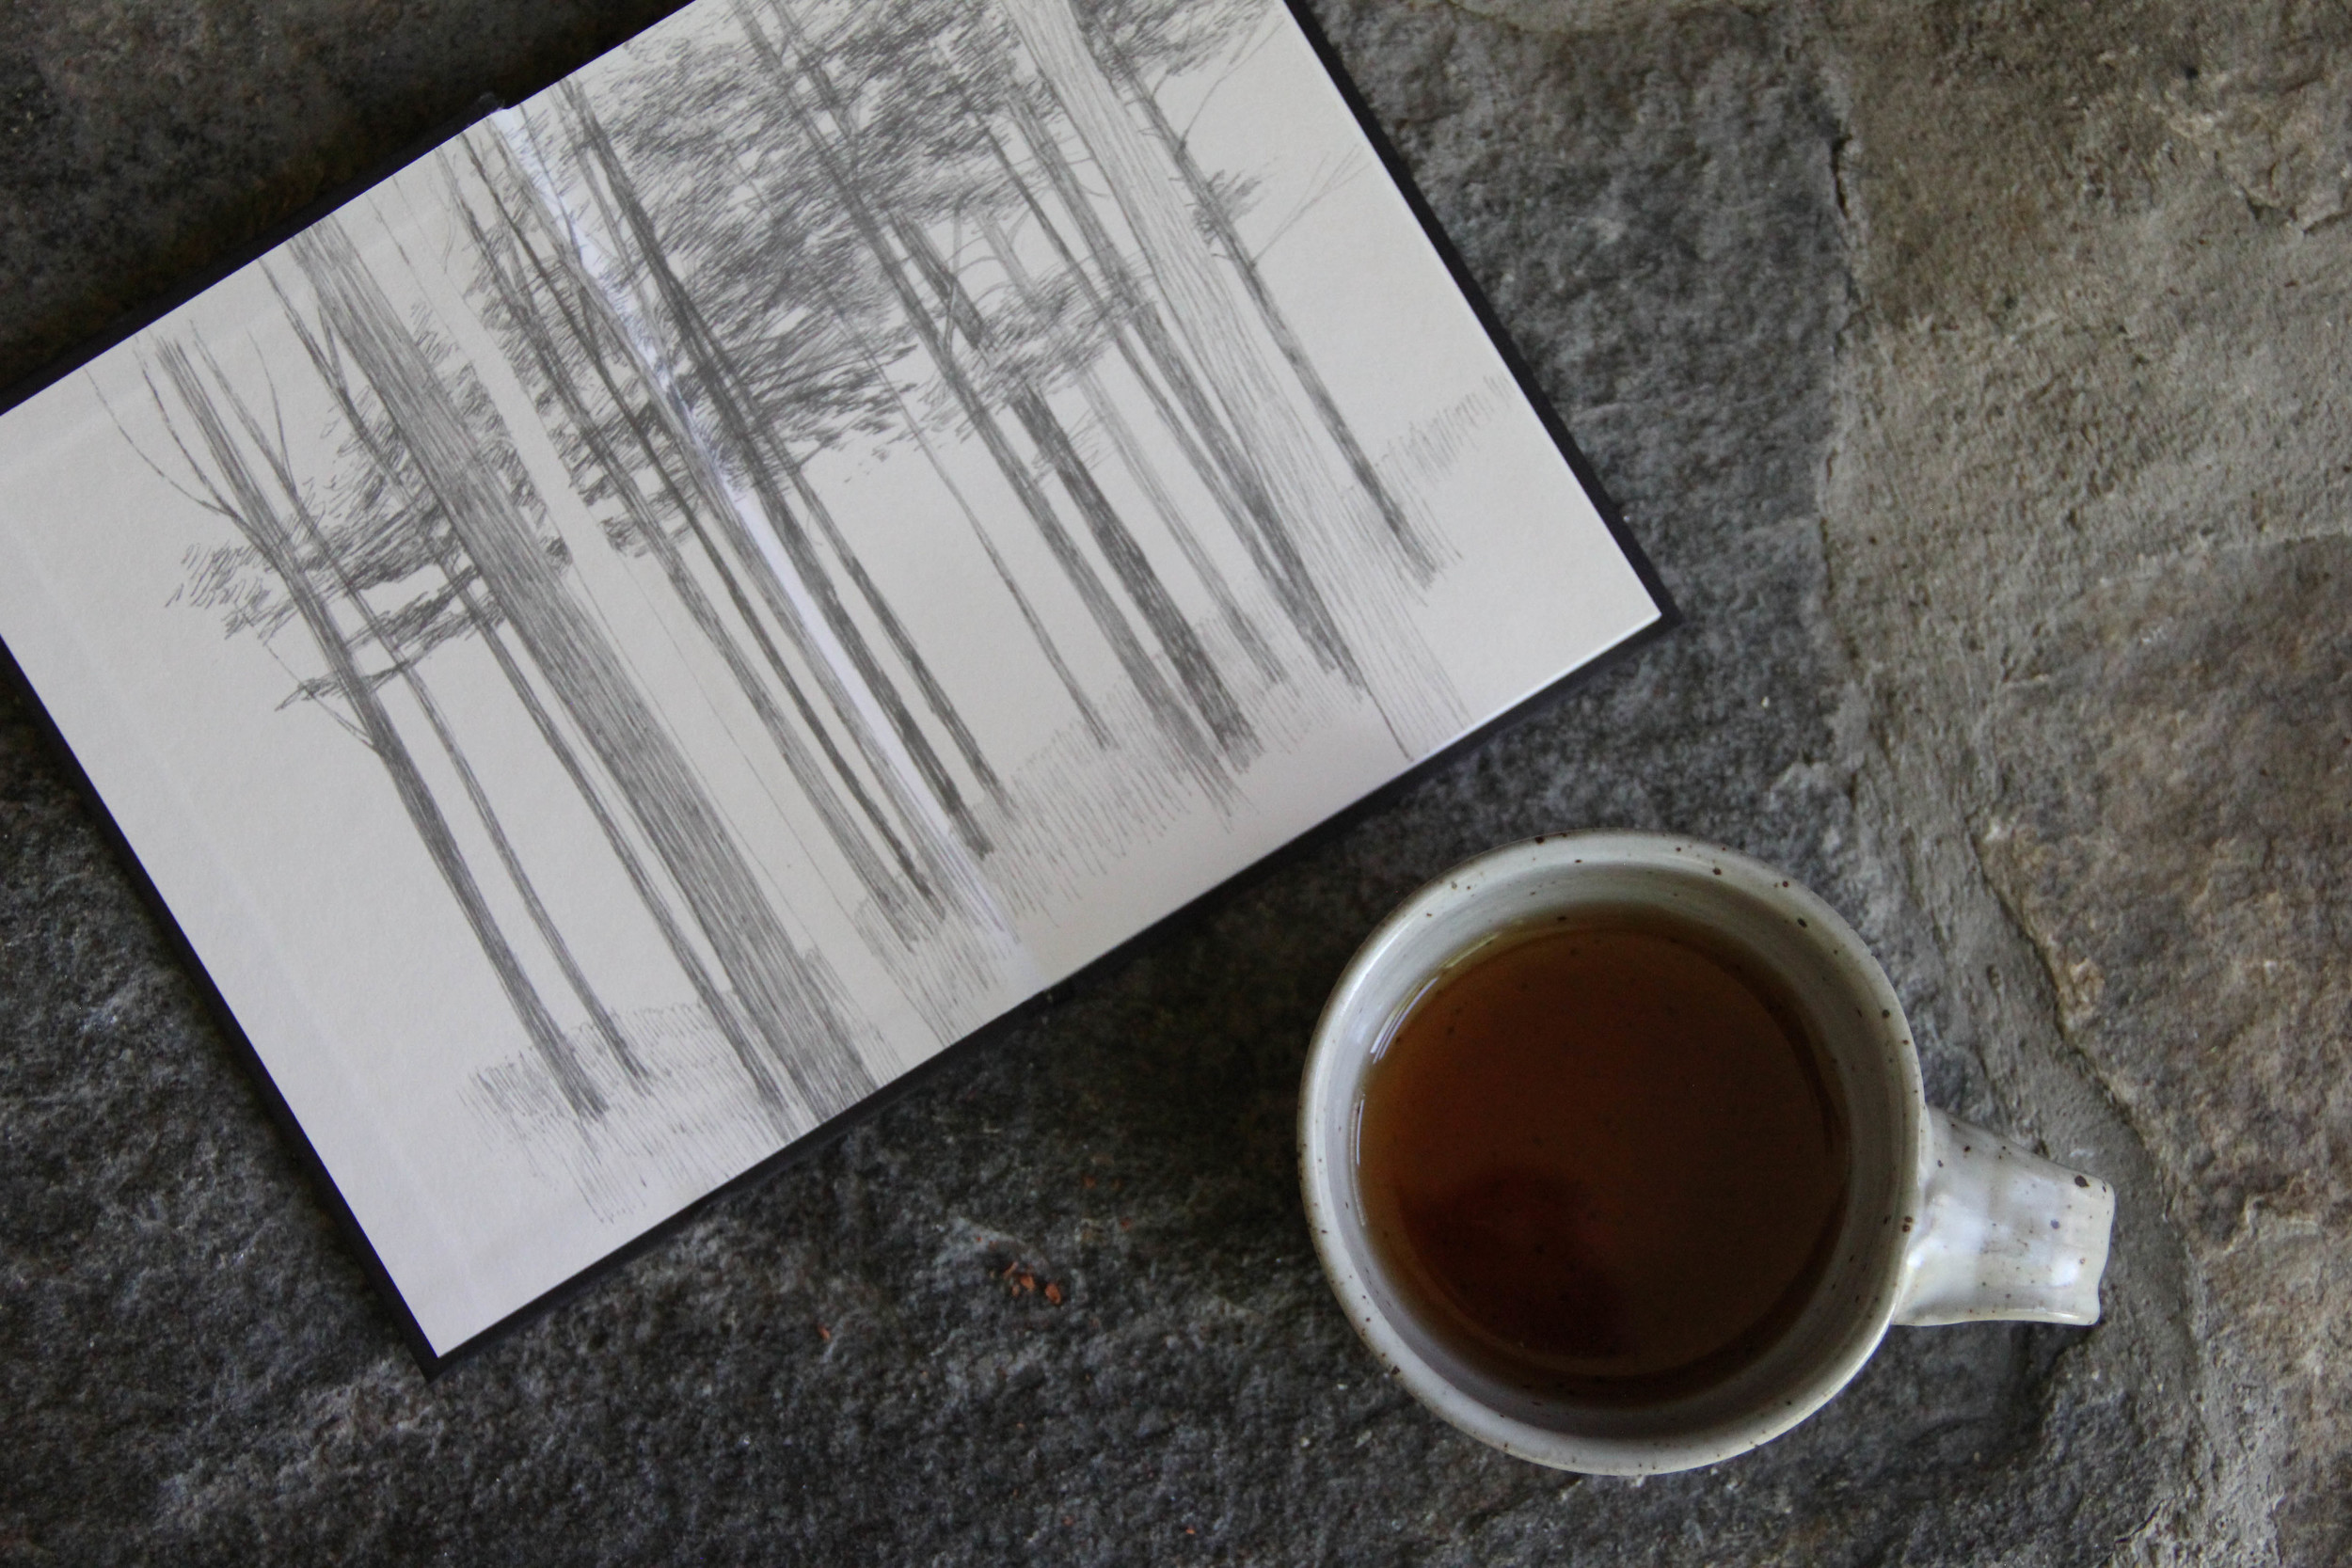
[2, 0, 2346, 1561]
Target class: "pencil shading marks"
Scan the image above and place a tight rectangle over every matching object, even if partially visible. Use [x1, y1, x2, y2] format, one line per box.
[972, 615, 1341, 917]
[1384, 372, 1518, 526]
[464, 1002, 827, 1224]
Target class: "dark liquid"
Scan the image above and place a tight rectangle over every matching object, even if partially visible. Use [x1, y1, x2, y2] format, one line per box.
[1357, 913, 1847, 1398]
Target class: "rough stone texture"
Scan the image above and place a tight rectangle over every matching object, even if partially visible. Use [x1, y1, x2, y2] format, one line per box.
[1814, 3, 2352, 1560]
[0, 0, 2343, 1561]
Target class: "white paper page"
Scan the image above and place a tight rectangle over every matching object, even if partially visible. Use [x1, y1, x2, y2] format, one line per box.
[0, 0, 1659, 1355]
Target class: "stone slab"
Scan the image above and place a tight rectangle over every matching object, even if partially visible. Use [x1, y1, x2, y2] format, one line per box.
[2, 0, 2344, 1560]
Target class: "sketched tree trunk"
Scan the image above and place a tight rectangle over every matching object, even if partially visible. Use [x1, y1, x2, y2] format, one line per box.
[976, 208, 1281, 686]
[1005, 0, 1462, 750]
[996, 82, 1358, 689]
[891, 214, 1256, 759]
[144, 338, 609, 1116]
[289, 215, 874, 1117]
[768, 446, 1009, 809]
[765, 21, 1255, 748]
[218, 339, 644, 1085]
[822, 276, 1115, 747]
[963, 98, 1299, 686]
[1103, 42, 1438, 580]
[554, 86, 997, 879]
[451, 133, 945, 942]
[739, 0, 1229, 793]
[268, 280, 791, 1109]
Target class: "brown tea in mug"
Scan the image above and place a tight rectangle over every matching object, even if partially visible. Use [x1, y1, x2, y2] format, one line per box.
[1356, 911, 1847, 1399]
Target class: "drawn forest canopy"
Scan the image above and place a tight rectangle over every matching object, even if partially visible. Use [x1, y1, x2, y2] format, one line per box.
[0, 0, 1660, 1355]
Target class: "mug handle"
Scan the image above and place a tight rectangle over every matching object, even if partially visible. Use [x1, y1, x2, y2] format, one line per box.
[1893, 1109, 2117, 1327]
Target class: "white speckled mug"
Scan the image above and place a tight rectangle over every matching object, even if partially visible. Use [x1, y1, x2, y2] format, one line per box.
[1298, 832, 2116, 1475]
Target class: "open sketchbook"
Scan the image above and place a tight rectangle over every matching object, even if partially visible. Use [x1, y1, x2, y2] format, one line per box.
[0, 0, 1662, 1364]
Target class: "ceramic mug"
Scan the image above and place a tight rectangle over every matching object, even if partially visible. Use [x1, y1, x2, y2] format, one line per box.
[1297, 831, 2116, 1475]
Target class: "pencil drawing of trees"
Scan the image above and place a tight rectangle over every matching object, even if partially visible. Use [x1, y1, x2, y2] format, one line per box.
[263, 263, 800, 1113]
[291, 216, 876, 1117]
[141, 337, 613, 1117]
[450, 129, 958, 946]
[117, 0, 1475, 1150]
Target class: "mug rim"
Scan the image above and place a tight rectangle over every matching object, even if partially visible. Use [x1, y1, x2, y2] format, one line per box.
[1296, 830, 1926, 1474]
